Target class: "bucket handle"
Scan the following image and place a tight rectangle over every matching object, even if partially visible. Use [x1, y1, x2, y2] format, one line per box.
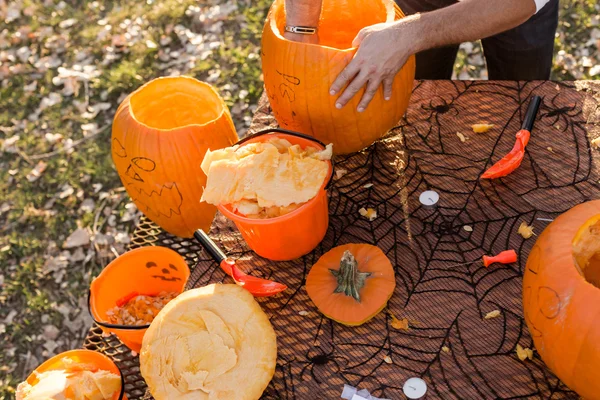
[236, 128, 335, 189]
[87, 290, 150, 330]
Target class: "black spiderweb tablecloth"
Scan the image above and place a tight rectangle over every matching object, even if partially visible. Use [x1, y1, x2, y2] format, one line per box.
[84, 80, 600, 399]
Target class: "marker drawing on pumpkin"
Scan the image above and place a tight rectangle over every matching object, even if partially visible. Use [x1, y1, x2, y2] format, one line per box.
[276, 70, 301, 86]
[112, 138, 127, 158]
[279, 83, 296, 102]
[537, 286, 561, 319]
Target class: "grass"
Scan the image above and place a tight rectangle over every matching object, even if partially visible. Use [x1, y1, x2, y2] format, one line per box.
[0, 0, 597, 397]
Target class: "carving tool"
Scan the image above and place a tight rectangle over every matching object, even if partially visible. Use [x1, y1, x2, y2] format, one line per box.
[193, 229, 287, 297]
[481, 95, 542, 179]
[446, 250, 518, 270]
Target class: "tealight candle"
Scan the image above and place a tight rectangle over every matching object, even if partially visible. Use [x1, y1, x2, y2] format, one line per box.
[419, 190, 439, 209]
[403, 377, 427, 399]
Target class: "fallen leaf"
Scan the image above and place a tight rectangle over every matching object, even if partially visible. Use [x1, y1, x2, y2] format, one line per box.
[359, 207, 377, 221]
[591, 137, 600, 148]
[463, 225, 473, 232]
[26, 161, 48, 182]
[390, 312, 410, 331]
[1, 135, 20, 153]
[518, 221, 535, 239]
[484, 310, 501, 319]
[442, 346, 450, 353]
[63, 228, 90, 249]
[363, 183, 373, 189]
[298, 311, 309, 316]
[516, 344, 534, 361]
[547, 147, 554, 153]
[456, 132, 468, 142]
[58, 184, 74, 199]
[472, 124, 494, 133]
[383, 355, 392, 364]
[45, 133, 63, 144]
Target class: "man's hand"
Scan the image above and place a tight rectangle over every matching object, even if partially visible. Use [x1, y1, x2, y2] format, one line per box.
[329, 0, 536, 112]
[330, 19, 419, 112]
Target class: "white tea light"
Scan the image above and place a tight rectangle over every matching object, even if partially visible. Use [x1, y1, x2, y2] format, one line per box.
[403, 377, 427, 399]
[419, 190, 439, 208]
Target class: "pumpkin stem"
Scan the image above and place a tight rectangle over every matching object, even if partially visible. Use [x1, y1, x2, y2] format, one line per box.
[329, 250, 371, 302]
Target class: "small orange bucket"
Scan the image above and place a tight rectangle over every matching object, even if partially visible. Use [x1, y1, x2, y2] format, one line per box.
[88, 246, 190, 352]
[217, 128, 333, 261]
[24, 349, 127, 400]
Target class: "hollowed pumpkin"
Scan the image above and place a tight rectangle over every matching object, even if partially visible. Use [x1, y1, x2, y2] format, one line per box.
[261, 0, 415, 155]
[524, 200, 600, 399]
[306, 243, 395, 326]
[111, 76, 238, 238]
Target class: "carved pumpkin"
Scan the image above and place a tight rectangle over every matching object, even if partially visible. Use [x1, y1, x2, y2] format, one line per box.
[524, 200, 600, 399]
[306, 243, 395, 326]
[112, 76, 238, 238]
[261, 0, 415, 154]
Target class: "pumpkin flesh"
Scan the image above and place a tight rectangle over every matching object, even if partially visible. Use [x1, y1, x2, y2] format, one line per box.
[111, 76, 238, 238]
[523, 200, 600, 399]
[261, 0, 415, 154]
[306, 244, 395, 326]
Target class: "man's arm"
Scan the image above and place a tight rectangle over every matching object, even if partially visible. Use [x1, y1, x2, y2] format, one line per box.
[330, 0, 538, 111]
[284, 0, 323, 44]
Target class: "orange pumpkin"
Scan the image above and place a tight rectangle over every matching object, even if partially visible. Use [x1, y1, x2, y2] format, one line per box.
[112, 76, 238, 238]
[261, 0, 415, 155]
[306, 243, 395, 326]
[22, 350, 126, 400]
[524, 200, 600, 399]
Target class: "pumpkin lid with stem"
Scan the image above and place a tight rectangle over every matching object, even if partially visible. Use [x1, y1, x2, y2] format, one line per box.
[306, 243, 395, 326]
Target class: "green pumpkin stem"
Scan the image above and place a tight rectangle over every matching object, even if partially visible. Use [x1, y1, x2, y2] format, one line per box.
[329, 250, 371, 302]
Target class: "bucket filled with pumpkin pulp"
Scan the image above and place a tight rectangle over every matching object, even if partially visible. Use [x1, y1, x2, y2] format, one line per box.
[201, 128, 334, 261]
[88, 246, 190, 352]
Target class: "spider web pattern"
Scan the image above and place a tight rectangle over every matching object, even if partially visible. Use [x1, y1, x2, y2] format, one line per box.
[84, 80, 600, 400]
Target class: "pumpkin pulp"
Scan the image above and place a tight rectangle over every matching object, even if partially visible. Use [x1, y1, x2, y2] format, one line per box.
[572, 214, 600, 288]
[330, 250, 371, 302]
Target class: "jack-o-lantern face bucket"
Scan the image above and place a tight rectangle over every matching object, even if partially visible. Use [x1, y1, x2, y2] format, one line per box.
[523, 200, 600, 399]
[88, 247, 190, 352]
[111, 76, 239, 238]
[24, 350, 127, 400]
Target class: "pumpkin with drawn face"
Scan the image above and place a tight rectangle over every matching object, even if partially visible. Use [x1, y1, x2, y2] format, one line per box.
[111, 76, 238, 238]
[523, 200, 600, 399]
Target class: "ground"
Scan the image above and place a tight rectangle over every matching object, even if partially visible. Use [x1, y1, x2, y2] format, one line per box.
[0, 0, 598, 397]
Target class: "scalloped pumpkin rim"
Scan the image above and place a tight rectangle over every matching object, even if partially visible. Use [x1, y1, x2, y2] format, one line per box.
[126, 75, 229, 132]
[267, 0, 395, 52]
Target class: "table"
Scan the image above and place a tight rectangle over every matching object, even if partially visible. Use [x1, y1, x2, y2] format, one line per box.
[84, 80, 600, 399]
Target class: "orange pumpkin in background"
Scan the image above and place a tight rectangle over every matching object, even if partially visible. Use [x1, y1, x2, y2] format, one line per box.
[524, 200, 600, 399]
[261, 0, 415, 154]
[306, 243, 396, 326]
[111, 76, 238, 238]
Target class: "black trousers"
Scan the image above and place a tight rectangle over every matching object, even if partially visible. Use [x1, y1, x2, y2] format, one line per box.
[395, 0, 559, 80]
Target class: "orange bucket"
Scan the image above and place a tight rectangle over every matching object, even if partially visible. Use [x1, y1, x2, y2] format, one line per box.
[217, 128, 333, 261]
[23, 349, 127, 400]
[88, 246, 190, 352]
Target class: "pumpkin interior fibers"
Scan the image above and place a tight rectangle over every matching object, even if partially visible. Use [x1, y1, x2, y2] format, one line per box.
[572, 215, 600, 288]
